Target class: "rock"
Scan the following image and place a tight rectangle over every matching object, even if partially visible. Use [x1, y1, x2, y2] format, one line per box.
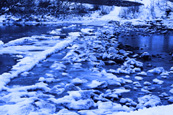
[171, 84, 173, 88]
[65, 83, 80, 91]
[57, 109, 79, 115]
[143, 86, 155, 91]
[160, 72, 169, 76]
[169, 89, 173, 94]
[120, 98, 137, 107]
[147, 63, 152, 67]
[108, 47, 118, 54]
[71, 78, 88, 85]
[140, 52, 151, 60]
[147, 67, 165, 74]
[87, 80, 107, 89]
[124, 85, 132, 89]
[168, 97, 173, 103]
[0, 40, 4, 48]
[153, 78, 164, 84]
[159, 92, 169, 97]
[143, 81, 152, 86]
[125, 75, 130, 78]
[104, 60, 116, 65]
[124, 79, 133, 84]
[113, 88, 130, 94]
[161, 75, 167, 79]
[38, 77, 56, 83]
[137, 71, 147, 76]
[170, 67, 173, 71]
[134, 76, 143, 81]
[119, 49, 126, 55]
[137, 95, 161, 109]
[134, 68, 141, 72]
[141, 88, 151, 94]
[65, 99, 95, 110]
[107, 80, 121, 86]
[97, 101, 113, 110]
[133, 82, 142, 88]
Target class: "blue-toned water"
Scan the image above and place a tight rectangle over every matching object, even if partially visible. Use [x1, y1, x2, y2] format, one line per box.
[119, 33, 173, 54]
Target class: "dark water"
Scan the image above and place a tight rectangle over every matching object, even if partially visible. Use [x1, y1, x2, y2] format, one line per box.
[119, 33, 173, 54]
[0, 24, 101, 43]
[0, 54, 20, 74]
[0, 25, 59, 43]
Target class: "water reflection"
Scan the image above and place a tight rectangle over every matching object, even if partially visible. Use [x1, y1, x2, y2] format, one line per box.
[119, 33, 173, 54]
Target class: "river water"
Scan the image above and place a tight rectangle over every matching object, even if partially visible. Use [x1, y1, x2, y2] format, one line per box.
[0, 24, 173, 108]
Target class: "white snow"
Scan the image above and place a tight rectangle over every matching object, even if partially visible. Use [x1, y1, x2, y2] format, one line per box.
[115, 104, 173, 115]
[170, 67, 173, 71]
[137, 95, 161, 109]
[147, 67, 165, 74]
[0, 40, 4, 48]
[137, 71, 147, 76]
[134, 76, 143, 81]
[153, 78, 164, 84]
[169, 89, 173, 94]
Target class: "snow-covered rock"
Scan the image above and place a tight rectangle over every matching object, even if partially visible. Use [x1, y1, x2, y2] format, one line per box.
[56, 109, 79, 115]
[38, 77, 57, 83]
[133, 82, 142, 88]
[143, 81, 152, 86]
[137, 71, 147, 76]
[168, 97, 173, 103]
[153, 78, 164, 85]
[170, 67, 173, 71]
[71, 78, 88, 85]
[140, 52, 151, 60]
[135, 76, 143, 81]
[120, 98, 137, 107]
[87, 80, 107, 89]
[0, 40, 4, 48]
[147, 67, 165, 74]
[169, 89, 173, 94]
[137, 95, 161, 109]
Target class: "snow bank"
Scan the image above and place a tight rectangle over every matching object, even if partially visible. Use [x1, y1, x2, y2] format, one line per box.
[115, 104, 173, 115]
